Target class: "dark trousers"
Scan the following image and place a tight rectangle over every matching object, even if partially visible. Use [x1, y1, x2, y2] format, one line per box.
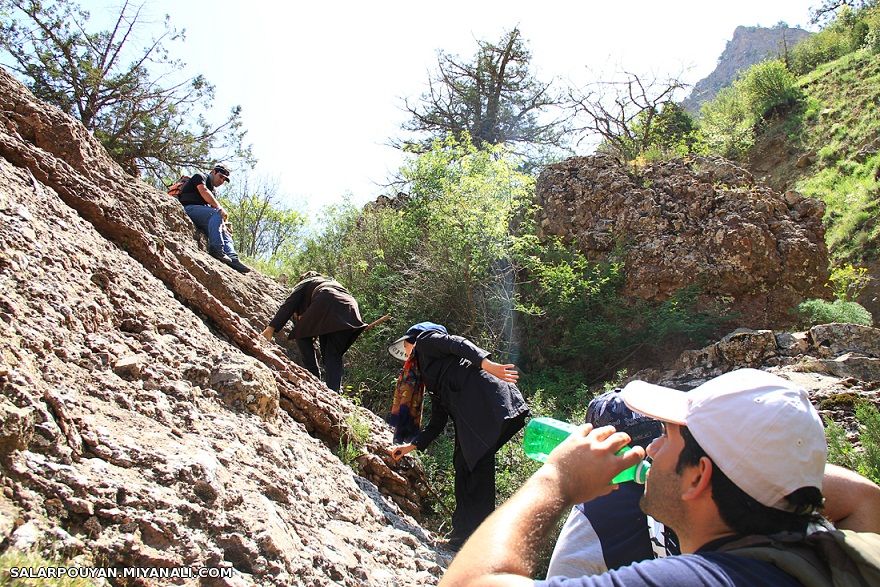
[295, 330, 353, 392]
[450, 445, 496, 544]
[449, 413, 527, 544]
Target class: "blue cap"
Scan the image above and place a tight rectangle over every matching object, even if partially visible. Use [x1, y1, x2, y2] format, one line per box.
[388, 322, 448, 361]
[587, 388, 662, 448]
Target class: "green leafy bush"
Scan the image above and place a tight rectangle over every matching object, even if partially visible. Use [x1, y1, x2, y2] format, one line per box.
[829, 263, 873, 301]
[796, 298, 874, 326]
[698, 86, 756, 159]
[826, 402, 880, 484]
[825, 417, 861, 471]
[738, 60, 803, 120]
[513, 236, 725, 376]
[791, 6, 867, 75]
[698, 59, 803, 160]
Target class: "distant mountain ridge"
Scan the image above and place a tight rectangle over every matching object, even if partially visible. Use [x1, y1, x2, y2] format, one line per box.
[682, 25, 813, 114]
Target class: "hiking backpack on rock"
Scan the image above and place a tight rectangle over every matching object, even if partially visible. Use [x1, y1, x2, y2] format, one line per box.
[167, 175, 190, 197]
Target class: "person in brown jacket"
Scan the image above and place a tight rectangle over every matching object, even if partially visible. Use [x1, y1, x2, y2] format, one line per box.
[262, 272, 367, 391]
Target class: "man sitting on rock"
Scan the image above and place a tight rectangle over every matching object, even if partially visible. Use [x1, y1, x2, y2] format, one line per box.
[176, 164, 250, 274]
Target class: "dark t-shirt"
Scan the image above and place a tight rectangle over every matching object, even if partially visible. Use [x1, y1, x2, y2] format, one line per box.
[535, 536, 803, 587]
[177, 173, 213, 206]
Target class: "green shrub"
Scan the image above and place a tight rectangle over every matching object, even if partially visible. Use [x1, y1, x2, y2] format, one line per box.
[865, 7, 880, 53]
[857, 401, 880, 483]
[827, 402, 880, 485]
[790, 8, 863, 75]
[796, 298, 874, 326]
[336, 410, 371, 470]
[513, 235, 725, 376]
[829, 263, 873, 301]
[825, 416, 861, 471]
[738, 60, 803, 120]
[698, 85, 755, 159]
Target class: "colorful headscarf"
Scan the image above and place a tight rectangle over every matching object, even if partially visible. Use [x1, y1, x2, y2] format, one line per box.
[388, 354, 425, 443]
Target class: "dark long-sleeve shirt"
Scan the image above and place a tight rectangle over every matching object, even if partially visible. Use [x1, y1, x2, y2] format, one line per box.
[410, 332, 529, 470]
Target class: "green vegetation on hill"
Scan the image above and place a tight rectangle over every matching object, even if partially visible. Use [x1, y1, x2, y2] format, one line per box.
[689, 4, 880, 326]
[792, 49, 880, 264]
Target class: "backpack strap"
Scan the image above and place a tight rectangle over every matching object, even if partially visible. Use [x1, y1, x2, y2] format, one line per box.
[720, 533, 834, 587]
[720, 530, 875, 587]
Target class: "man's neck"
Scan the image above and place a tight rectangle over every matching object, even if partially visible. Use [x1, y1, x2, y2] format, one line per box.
[677, 509, 737, 553]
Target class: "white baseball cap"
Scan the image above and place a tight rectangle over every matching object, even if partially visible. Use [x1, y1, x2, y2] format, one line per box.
[622, 369, 826, 512]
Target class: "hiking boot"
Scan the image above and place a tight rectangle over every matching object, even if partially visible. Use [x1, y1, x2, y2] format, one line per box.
[225, 256, 251, 274]
[208, 248, 231, 262]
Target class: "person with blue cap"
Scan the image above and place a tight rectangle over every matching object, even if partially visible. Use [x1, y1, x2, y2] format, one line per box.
[387, 322, 530, 550]
[546, 389, 678, 578]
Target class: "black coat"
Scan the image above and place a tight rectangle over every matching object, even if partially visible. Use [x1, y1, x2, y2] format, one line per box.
[410, 331, 529, 471]
[268, 276, 367, 341]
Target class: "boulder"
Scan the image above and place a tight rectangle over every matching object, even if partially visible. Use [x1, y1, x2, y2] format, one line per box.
[536, 156, 829, 329]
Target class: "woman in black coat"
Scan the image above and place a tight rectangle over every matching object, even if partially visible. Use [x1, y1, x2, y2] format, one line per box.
[387, 322, 529, 550]
[262, 272, 367, 391]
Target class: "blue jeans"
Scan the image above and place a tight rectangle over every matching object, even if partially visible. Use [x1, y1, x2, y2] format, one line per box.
[183, 205, 237, 257]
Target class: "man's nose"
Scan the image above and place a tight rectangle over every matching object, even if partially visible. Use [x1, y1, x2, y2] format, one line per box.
[646, 436, 661, 457]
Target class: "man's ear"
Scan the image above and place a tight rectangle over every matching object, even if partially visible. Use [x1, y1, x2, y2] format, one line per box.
[682, 456, 713, 501]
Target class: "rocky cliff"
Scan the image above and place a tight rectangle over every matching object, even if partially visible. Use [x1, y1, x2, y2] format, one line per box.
[535, 155, 829, 329]
[1, 60, 877, 587]
[0, 67, 446, 585]
[681, 25, 813, 114]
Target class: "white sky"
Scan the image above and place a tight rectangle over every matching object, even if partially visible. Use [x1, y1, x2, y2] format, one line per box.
[78, 0, 815, 217]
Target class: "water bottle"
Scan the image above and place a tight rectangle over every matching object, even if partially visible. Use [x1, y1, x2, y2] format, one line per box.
[523, 417, 577, 462]
[611, 447, 651, 484]
[522, 417, 651, 484]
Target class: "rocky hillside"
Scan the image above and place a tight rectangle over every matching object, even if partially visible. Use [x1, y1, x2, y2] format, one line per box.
[0, 67, 447, 585]
[535, 155, 829, 329]
[682, 25, 812, 114]
[744, 49, 880, 321]
[2, 59, 879, 586]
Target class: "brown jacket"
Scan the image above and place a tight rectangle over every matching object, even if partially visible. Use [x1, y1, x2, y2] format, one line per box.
[268, 276, 367, 340]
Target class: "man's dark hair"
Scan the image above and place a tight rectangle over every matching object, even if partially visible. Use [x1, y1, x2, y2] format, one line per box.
[676, 426, 824, 535]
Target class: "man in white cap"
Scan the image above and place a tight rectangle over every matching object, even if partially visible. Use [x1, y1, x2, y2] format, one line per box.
[440, 368, 878, 586]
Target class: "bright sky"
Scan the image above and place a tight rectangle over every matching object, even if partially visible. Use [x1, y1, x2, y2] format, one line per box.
[79, 0, 815, 217]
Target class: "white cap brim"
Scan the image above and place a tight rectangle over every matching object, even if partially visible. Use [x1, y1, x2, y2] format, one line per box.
[622, 380, 690, 425]
[388, 336, 409, 361]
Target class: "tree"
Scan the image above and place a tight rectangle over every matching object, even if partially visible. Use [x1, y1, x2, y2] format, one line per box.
[400, 28, 568, 154]
[0, 0, 253, 180]
[810, 0, 874, 24]
[220, 174, 305, 261]
[569, 71, 688, 163]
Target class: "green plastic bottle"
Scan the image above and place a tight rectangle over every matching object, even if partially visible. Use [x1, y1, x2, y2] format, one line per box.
[522, 417, 651, 485]
[522, 417, 577, 462]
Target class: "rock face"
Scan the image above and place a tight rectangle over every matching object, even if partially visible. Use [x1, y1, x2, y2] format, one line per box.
[0, 67, 446, 584]
[681, 25, 813, 114]
[535, 155, 829, 329]
[631, 323, 880, 445]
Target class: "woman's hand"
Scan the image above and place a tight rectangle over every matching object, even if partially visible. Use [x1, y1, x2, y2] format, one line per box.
[389, 444, 417, 461]
[481, 359, 519, 383]
[261, 326, 274, 341]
